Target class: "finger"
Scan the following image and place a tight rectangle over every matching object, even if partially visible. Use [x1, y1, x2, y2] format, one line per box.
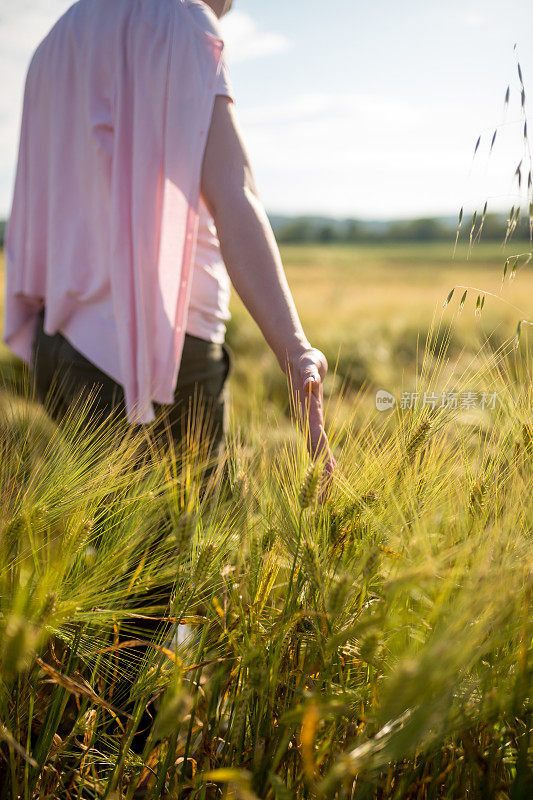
[294, 376, 336, 502]
[302, 364, 321, 397]
[312, 350, 328, 382]
[307, 392, 329, 460]
[299, 373, 323, 423]
[297, 385, 318, 442]
[296, 382, 316, 435]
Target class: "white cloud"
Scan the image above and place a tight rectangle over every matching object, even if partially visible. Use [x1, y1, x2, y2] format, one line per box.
[220, 10, 291, 64]
[435, 7, 485, 29]
[240, 92, 424, 128]
[464, 11, 484, 28]
[238, 91, 527, 218]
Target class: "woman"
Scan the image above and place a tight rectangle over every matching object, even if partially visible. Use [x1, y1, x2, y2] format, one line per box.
[3, 0, 336, 486]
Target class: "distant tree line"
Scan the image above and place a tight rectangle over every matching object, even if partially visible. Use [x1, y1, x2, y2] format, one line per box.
[0, 213, 530, 249]
[273, 213, 532, 245]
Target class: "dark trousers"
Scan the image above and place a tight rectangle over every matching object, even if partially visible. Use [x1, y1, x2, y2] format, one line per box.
[30, 309, 234, 745]
[31, 307, 233, 465]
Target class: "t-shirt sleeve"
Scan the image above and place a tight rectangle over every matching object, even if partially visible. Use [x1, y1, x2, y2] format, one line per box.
[215, 58, 234, 102]
[181, 2, 234, 102]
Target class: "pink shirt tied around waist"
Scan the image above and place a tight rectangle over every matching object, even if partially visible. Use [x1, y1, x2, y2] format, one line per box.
[3, 0, 233, 424]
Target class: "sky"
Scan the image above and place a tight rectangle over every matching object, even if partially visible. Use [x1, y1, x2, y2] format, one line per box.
[0, 0, 532, 220]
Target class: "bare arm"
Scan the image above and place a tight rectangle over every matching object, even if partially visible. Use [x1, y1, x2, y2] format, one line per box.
[201, 97, 310, 372]
[201, 96, 336, 484]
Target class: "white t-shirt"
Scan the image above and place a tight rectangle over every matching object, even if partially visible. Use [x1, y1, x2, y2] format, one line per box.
[185, 198, 232, 344]
[185, 61, 233, 344]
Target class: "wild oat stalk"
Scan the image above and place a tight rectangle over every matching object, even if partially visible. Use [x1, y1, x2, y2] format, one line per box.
[449, 47, 533, 348]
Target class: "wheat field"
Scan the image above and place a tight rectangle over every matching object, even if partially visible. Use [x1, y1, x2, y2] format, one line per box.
[0, 242, 532, 799]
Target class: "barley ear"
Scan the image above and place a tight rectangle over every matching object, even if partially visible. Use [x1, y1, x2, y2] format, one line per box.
[298, 463, 319, 509]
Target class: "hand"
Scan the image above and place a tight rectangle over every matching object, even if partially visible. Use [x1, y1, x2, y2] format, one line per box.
[286, 347, 337, 501]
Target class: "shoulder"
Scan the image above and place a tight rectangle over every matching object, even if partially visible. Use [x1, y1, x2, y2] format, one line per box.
[181, 0, 225, 43]
[24, 1, 80, 89]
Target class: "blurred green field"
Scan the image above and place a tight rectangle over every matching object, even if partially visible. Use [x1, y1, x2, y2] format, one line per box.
[2, 241, 532, 449]
[224, 242, 533, 429]
[2, 241, 531, 403]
